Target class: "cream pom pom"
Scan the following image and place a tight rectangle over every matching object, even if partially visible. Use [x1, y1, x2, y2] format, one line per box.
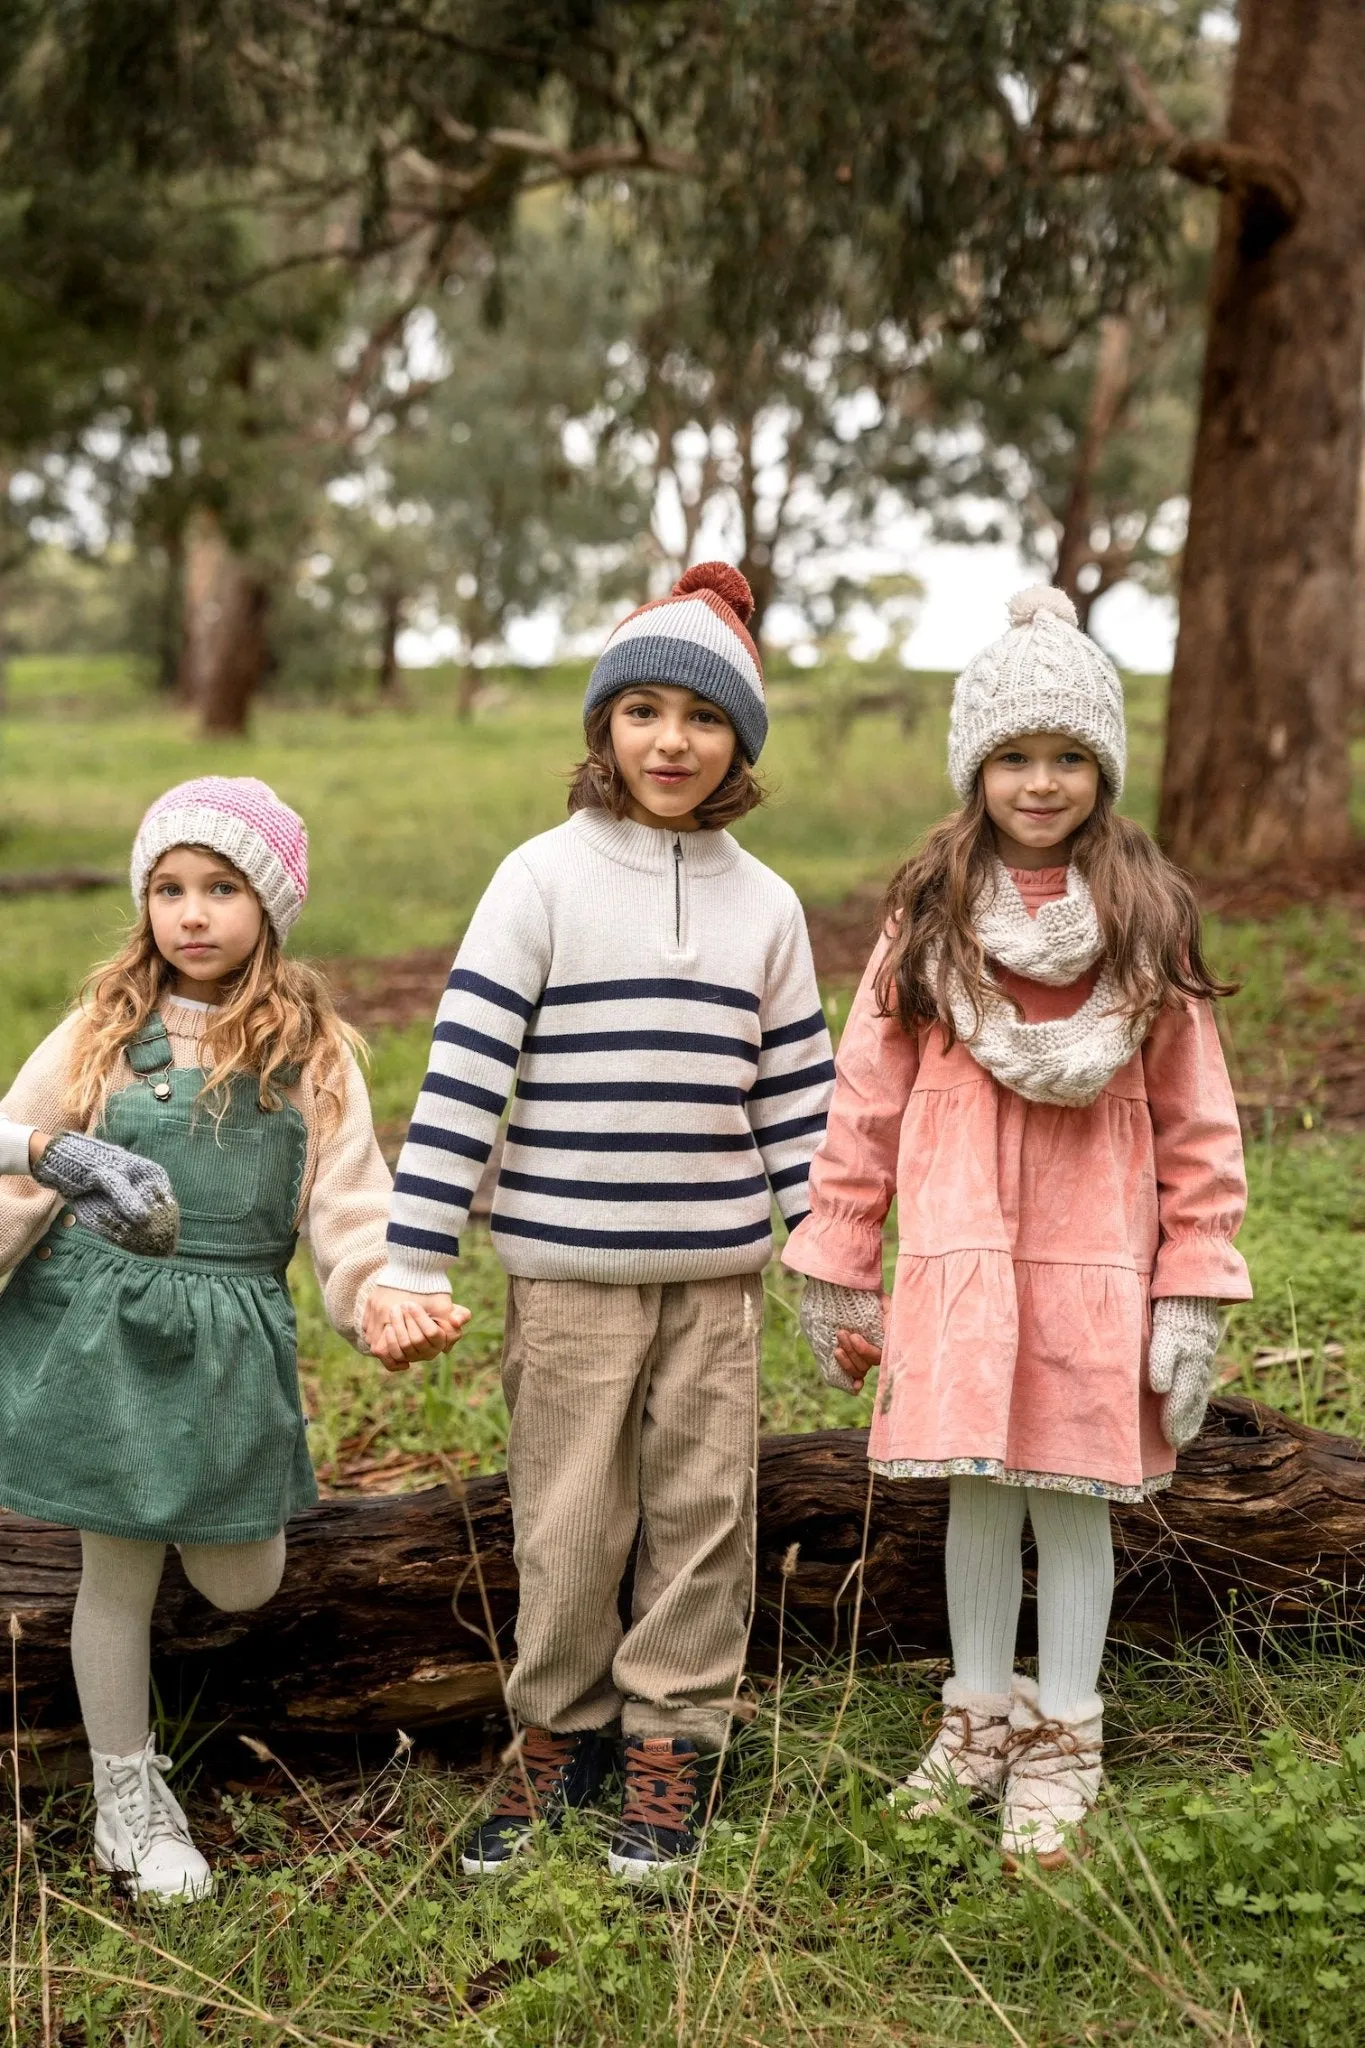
[1007, 585, 1078, 630]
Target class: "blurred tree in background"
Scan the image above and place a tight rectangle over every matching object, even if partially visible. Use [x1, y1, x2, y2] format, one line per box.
[0, 2, 1360, 871]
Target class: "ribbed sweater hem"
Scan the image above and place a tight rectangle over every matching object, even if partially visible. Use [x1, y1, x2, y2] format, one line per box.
[493, 1229, 776, 1284]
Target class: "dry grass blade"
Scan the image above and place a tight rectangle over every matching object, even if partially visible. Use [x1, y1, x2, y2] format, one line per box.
[698, 1542, 801, 2043]
[675, 1405, 765, 2034]
[45, 1959, 369, 2040]
[28, 1848, 50, 2048]
[936, 1931, 1031, 2047]
[43, 1889, 363, 2048]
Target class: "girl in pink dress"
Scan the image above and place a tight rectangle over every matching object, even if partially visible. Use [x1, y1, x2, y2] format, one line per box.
[785, 586, 1250, 1866]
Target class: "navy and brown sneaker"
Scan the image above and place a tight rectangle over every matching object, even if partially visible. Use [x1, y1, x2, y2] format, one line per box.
[608, 1736, 717, 1882]
[461, 1727, 615, 1877]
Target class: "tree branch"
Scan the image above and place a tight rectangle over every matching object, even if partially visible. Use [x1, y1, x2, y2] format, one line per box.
[1046, 125, 1302, 237]
[1065, 53, 1304, 235]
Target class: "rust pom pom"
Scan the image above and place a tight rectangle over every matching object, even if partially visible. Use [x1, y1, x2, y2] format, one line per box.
[672, 560, 754, 624]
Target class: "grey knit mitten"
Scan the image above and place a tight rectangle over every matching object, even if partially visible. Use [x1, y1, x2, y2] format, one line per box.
[1147, 1296, 1221, 1449]
[33, 1134, 180, 1258]
[799, 1279, 884, 1394]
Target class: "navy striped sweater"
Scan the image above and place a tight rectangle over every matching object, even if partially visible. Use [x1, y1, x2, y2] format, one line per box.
[378, 809, 834, 1287]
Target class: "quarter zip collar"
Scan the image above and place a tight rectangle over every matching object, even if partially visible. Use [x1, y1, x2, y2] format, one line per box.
[568, 807, 740, 878]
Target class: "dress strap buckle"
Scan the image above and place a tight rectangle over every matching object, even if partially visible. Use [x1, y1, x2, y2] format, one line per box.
[125, 1017, 175, 1100]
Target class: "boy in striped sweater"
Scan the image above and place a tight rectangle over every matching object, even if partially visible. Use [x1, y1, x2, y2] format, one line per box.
[365, 563, 833, 1880]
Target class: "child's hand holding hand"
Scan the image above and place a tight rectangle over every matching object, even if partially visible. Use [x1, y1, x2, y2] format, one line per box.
[363, 1285, 470, 1372]
[799, 1279, 887, 1394]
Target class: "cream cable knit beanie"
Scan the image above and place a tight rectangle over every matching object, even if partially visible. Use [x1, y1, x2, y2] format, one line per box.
[947, 587, 1126, 799]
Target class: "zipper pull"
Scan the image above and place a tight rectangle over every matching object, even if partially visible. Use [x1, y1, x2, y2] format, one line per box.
[673, 835, 683, 945]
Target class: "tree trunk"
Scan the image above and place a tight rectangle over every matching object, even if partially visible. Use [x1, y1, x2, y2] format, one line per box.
[455, 662, 480, 721]
[1159, 0, 1365, 872]
[1055, 315, 1133, 625]
[377, 585, 406, 703]
[155, 526, 185, 694]
[6, 1399, 1365, 1746]
[1352, 392, 1365, 726]
[178, 508, 272, 737]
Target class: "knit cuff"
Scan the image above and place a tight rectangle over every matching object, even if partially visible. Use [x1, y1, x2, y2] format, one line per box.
[373, 1255, 456, 1296]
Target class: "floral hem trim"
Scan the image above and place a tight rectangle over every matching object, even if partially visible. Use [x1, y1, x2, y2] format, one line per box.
[867, 1455, 1174, 1504]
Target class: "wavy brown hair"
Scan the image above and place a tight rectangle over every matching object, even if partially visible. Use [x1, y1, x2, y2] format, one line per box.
[874, 779, 1235, 1041]
[568, 699, 765, 830]
[64, 882, 364, 1131]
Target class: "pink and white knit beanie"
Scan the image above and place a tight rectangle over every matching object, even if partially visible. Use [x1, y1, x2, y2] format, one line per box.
[131, 777, 309, 941]
[584, 562, 768, 761]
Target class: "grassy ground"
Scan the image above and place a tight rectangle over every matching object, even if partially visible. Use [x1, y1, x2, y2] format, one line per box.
[4, 655, 1365, 2045]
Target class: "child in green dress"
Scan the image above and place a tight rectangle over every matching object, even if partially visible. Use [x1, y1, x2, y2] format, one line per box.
[0, 776, 466, 1900]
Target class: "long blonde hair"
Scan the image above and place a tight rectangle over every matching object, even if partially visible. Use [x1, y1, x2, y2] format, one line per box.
[64, 877, 363, 1130]
[874, 780, 1235, 1040]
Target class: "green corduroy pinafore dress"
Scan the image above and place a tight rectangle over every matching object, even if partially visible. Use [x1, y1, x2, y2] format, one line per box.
[0, 1016, 317, 1544]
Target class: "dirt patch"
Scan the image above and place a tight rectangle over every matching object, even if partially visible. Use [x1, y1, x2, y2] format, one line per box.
[1198, 848, 1365, 919]
[328, 948, 452, 1032]
[801, 885, 886, 985]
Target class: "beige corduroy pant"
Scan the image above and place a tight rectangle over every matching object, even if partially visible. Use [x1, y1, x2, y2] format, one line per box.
[500, 1273, 763, 1752]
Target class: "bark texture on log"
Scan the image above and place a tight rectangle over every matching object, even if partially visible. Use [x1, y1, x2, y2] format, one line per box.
[1159, 0, 1365, 871]
[5, 1399, 1364, 1745]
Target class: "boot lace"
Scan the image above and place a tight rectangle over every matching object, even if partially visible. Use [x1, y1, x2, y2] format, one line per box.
[1003, 1718, 1099, 1782]
[922, 1703, 975, 1761]
[492, 1729, 581, 1822]
[108, 1748, 192, 1855]
[621, 1746, 698, 1833]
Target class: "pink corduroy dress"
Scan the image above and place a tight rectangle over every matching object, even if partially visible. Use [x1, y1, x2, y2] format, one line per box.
[783, 866, 1252, 1501]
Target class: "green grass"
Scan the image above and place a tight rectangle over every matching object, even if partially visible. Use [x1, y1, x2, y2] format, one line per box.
[17, 1641, 1365, 2043]
[5, 654, 1365, 2046]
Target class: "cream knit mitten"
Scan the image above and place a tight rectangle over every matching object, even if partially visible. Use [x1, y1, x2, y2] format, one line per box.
[798, 1278, 884, 1393]
[892, 1676, 1013, 1818]
[1000, 1675, 1103, 1868]
[1147, 1296, 1221, 1449]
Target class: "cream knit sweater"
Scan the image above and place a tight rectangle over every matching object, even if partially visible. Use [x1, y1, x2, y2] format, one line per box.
[380, 809, 833, 1289]
[0, 998, 393, 1345]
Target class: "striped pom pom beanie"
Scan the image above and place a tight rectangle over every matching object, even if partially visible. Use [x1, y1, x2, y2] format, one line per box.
[948, 586, 1127, 799]
[131, 776, 309, 942]
[584, 561, 768, 761]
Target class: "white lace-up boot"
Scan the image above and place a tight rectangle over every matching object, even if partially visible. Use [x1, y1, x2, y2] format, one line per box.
[91, 1735, 213, 1901]
[1000, 1675, 1103, 1870]
[890, 1678, 1014, 1818]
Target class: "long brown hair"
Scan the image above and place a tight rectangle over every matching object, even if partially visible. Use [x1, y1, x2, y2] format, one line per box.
[874, 779, 1235, 1040]
[568, 700, 765, 830]
[64, 888, 364, 1130]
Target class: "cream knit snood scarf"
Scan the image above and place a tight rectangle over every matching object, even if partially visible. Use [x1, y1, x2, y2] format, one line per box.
[938, 862, 1150, 1108]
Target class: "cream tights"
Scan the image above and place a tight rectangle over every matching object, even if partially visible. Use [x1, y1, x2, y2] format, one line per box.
[944, 1476, 1114, 1720]
[71, 1530, 286, 1754]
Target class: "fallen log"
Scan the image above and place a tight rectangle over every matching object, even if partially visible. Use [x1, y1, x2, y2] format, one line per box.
[0, 868, 121, 897]
[4, 1396, 1364, 1744]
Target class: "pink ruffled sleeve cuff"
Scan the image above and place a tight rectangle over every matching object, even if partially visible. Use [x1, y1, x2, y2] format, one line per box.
[782, 1209, 885, 1292]
[1150, 1232, 1252, 1302]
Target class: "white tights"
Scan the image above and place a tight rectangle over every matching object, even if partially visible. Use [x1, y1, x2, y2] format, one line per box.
[71, 1530, 286, 1755]
[944, 1476, 1114, 1719]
